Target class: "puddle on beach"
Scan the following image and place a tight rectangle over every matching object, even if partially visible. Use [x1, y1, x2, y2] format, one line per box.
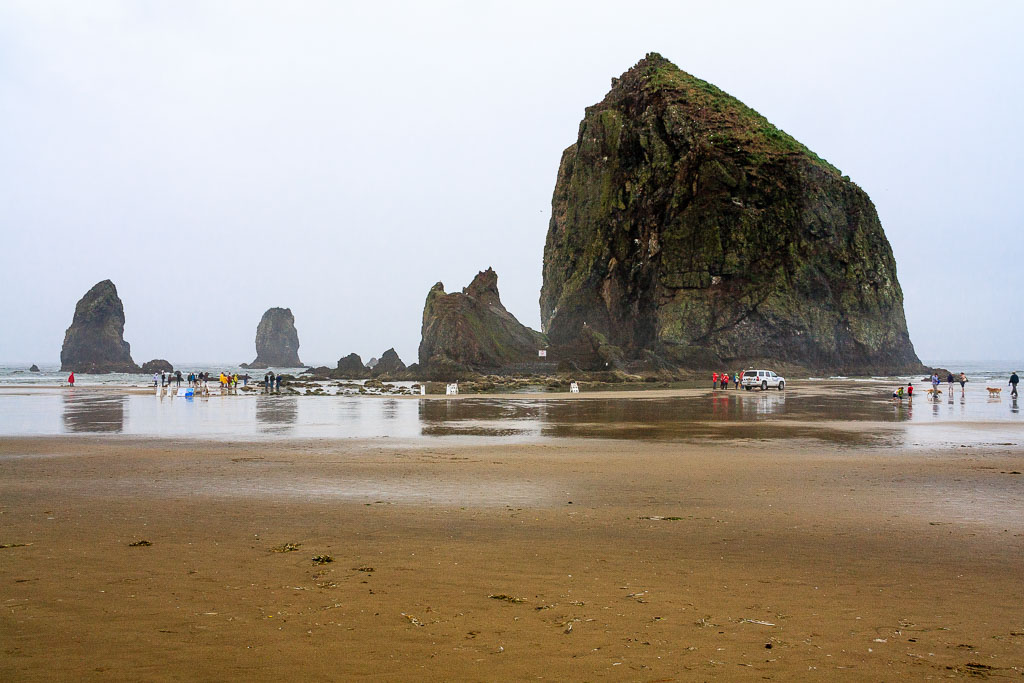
[0, 383, 1020, 449]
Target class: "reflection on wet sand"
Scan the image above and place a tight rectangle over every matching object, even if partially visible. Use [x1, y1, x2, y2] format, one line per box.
[255, 396, 298, 433]
[62, 390, 125, 433]
[0, 382, 1019, 446]
[417, 392, 884, 444]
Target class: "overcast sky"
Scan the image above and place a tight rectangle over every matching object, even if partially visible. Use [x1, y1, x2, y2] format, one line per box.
[1, 1, 1021, 366]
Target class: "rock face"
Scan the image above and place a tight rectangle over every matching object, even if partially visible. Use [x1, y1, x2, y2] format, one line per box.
[29, 364, 40, 372]
[419, 268, 548, 373]
[141, 359, 173, 374]
[540, 54, 922, 375]
[370, 348, 406, 378]
[246, 308, 301, 368]
[60, 280, 140, 373]
[334, 353, 370, 379]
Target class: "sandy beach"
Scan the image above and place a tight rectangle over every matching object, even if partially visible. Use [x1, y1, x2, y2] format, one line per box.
[2, 425, 1022, 680]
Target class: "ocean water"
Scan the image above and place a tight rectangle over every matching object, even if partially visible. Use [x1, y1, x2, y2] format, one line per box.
[0, 363, 308, 386]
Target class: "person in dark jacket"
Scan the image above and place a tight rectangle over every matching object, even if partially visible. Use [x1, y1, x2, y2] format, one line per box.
[1011, 372, 1020, 398]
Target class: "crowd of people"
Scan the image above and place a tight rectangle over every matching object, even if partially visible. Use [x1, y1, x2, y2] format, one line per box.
[150, 370, 285, 393]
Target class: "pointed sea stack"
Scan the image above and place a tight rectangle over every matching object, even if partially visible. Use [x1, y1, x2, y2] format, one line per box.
[334, 353, 370, 379]
[60, 280, 140, 373]
[540, 54, 922, 375]
[246, 308, 302, 368]
[419, 268, 548, 375]
[370, 348, 407, 378]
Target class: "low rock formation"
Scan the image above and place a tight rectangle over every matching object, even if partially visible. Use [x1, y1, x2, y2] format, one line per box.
[418, 268, 548, 375]
[540, 53, 922, 375]
[370, 348, 406, 378]
[29, 364, 40, 372]
[334, 353, 370, 379]
[245, 308, 301, 368]
[60, 280, 140, 373]
[141, 359, 174, 374]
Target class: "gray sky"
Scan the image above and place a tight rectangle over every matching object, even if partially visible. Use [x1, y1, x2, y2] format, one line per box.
[2, 0, 1021, 366]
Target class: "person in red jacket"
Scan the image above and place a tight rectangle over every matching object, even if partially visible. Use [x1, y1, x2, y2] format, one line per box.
[712, 372, 718, 389]
[67, 372, 75, 387]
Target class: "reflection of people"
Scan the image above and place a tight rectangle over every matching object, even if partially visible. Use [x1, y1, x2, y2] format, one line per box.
[67, 372, 75, 387]
[1010, 372, 1020, 398]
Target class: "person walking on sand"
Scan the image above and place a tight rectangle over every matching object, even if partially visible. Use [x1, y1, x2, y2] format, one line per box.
[1010, 371, 1020, 398]
[959, 372, 967, 396]
[734, 372, 740, 389]
[152, 372, 159, 387]
[712, 371, 718, 389]
[67, 371, 75, 387]
[946, 372, 954, 395]
[907, 382, 914, 400]
[931, 373, 940, 394]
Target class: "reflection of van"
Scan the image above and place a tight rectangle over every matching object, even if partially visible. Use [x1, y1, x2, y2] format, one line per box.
[741, 369, 785, 391]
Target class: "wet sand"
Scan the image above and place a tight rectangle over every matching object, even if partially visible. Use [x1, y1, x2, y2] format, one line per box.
[2, 433, 1023, 680]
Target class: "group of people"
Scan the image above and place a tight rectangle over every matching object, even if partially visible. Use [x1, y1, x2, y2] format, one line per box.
[894, 371, 1021, 401]
[149, 370, 279, 393]
[711, 371, 741, 389]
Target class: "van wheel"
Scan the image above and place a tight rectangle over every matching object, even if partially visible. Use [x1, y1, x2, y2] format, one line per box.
[778, 381, 785, 391]
[745, 386, 752, 391]
[761, 381, 768, 391]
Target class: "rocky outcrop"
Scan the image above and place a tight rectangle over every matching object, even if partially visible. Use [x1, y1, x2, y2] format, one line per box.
[334, 353, 370, 379]
[60, 280, 140, 373]
[370, 348, 406, 378]
[245, 308, 301, 368]
[418, 268, 548, 374]
[141, 359, 173, 374]
[540, 54, 923, 375]
[29, 364, 40, 372]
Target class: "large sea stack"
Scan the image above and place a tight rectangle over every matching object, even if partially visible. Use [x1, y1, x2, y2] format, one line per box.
[246, 307, 301, 368]
[540, 54, 922, 375]
[419, 268, 548, 375]
[60, 280, 140, 373]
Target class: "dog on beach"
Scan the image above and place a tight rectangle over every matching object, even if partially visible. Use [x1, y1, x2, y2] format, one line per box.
[987, 387, 1002, 397]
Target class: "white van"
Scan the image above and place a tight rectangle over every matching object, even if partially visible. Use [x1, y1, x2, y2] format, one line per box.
[741, 369, 785, 391]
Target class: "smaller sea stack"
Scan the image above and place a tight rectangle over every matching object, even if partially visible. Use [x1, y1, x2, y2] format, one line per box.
[60, 280, 140, 373]
[246, 308, 302, 368]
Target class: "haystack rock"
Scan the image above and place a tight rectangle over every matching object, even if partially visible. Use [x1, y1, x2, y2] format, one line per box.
[60, 280, 140, 373]
[245, 307, 301, 368]
[370, 348, 406, 378]
[419, 268, 548, 373]
[334, 352, 370, 379]
[540, 53, 923, 375]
